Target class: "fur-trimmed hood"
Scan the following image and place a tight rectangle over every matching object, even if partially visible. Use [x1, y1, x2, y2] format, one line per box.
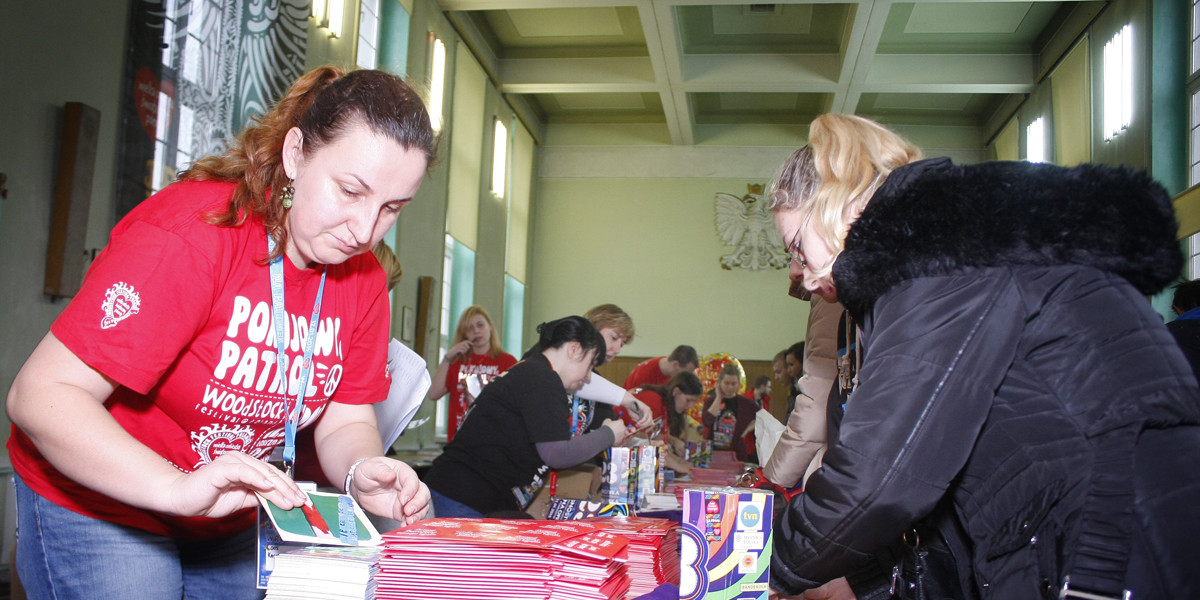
[833, 158, 1182, 321]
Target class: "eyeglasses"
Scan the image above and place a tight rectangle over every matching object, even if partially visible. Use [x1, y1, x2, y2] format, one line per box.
[785, 230, 807, 269]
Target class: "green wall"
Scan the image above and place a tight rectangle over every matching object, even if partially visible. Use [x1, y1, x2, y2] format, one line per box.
[0, 0, 131, 454]
[530, 176, 811, 361]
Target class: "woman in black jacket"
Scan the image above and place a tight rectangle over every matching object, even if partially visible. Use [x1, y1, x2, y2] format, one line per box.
[767, 114, 1200, 599]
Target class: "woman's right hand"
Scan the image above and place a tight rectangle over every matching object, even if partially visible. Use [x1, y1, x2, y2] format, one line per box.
[164, 452, 307, 518]
[801, 578, 856, 600]
[602, 418, 630, 446]
[444, 340, 472, 363]
[707, 395, 723, 417]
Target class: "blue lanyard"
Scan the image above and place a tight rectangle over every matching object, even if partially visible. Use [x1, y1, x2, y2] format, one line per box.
[571, 395, 580, 436]
[266, 232, 327, 477]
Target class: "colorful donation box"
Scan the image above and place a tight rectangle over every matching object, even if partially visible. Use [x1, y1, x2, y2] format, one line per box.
[679, 487, 772, 600]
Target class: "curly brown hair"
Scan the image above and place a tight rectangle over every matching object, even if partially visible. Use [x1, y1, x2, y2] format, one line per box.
[180, 67, 436, 263]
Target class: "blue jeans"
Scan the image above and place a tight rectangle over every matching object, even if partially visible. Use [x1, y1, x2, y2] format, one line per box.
[429, 489, 483, 518]
[15, 475, 264, 600]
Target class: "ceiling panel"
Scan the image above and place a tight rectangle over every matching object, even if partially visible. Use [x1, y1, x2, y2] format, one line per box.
[467, 6, 647, 58]
[677, 4, 850, 55]
[904, 2, 1032, 35]
[438, 0, 1087, 145]
[878, 2, 1065, 54]
[532, 92, 664, 123]
[693, 92, 827, 125]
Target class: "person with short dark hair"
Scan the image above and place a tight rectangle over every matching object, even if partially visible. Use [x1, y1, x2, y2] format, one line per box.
[423, 316, 631, 518]
[745, 375, 773, 411]
[783, 341, 805, 416]
[1169, 279, 1200, 377]
[772, 349, 788, 397]
[623, 344, 700, 390]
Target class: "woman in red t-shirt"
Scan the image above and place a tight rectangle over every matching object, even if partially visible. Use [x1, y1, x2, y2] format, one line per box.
[427, 305, 517, 441]
[5, 67, 433, 598]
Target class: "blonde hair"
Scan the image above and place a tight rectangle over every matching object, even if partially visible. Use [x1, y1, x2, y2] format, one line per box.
[371, 242, 402, 291]
[584, 303, 635, 343]
[768, 114, 921, 278]
[452, 305, 506, 359]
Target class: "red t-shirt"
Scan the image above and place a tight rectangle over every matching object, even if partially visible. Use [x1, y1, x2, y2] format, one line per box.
[7, 180, 391, 539]
[743, 391, 771, 413]
[623, 356, 668, 389]
[444, 351, 517, 441]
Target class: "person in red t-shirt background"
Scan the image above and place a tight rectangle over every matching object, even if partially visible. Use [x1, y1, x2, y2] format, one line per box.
[426, 305, 518, 442]
[743, 374, 772, 412]
[5, 67, 432, 598]
[622, 344, 699, 389]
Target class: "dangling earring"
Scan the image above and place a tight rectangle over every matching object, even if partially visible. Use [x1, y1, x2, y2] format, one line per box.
[280, 181, 295, 209]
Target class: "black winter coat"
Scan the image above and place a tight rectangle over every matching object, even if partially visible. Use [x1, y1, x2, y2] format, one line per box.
[771, 159, 1200, 599]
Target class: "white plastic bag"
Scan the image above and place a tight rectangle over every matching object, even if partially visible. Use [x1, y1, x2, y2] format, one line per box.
[755, 408, 785, 465]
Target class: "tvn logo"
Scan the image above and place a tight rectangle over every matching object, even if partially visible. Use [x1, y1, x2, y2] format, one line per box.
[738, 503, 762, 529]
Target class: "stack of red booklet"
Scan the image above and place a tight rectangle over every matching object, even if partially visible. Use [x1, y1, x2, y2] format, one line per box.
[582, 517, 679, 598]
[376, 519, 630, 600]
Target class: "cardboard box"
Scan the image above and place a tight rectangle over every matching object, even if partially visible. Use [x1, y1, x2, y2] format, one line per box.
[679, 487, 772, 600]
[524, 465, 602, 519]
[601, 447, 635, 504]
[545, 497, 633, 520]
[636, 445, 661, 506]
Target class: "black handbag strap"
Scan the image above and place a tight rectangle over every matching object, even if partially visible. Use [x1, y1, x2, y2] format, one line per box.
[1059, 425, 1138, 600]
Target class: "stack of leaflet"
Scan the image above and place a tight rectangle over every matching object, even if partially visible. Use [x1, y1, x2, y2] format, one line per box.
[582, 517, 680, 598]
[265, 545, 380, 600]
[376, 519, 630, 600]
[709, 450, 744, 470]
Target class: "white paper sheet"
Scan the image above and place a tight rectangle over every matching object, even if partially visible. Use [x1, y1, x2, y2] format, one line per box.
[375, 339, 431, 448]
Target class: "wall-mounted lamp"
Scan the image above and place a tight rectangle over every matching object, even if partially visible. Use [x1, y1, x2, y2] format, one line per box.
[311, 0, 343, 38]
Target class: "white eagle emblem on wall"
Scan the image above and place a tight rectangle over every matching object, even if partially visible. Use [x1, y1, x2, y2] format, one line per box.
[714, 184, 789, 270]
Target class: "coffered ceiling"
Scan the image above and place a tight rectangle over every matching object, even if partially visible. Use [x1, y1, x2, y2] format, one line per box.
[439, 0, 1103, 145]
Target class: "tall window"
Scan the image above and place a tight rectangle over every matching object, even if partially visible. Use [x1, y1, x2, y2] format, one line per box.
[436, 235, 476, 437]
[152, 0, 223, 193]
[1192, 1, 1200, 184]
[1103, 24, 1134, 141]
[356, 0, 380, 69]
[436, 235, 454, 434]
[1026, 117, 1046, 163]
[503, 275, 525, 356]
[1189, 2, 1200, 278]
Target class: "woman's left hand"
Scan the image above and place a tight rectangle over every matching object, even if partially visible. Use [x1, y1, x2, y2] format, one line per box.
[346, 456, 431, 526]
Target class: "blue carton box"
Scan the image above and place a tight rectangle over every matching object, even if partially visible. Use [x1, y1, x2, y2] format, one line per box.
[679, 487, 772, 600]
